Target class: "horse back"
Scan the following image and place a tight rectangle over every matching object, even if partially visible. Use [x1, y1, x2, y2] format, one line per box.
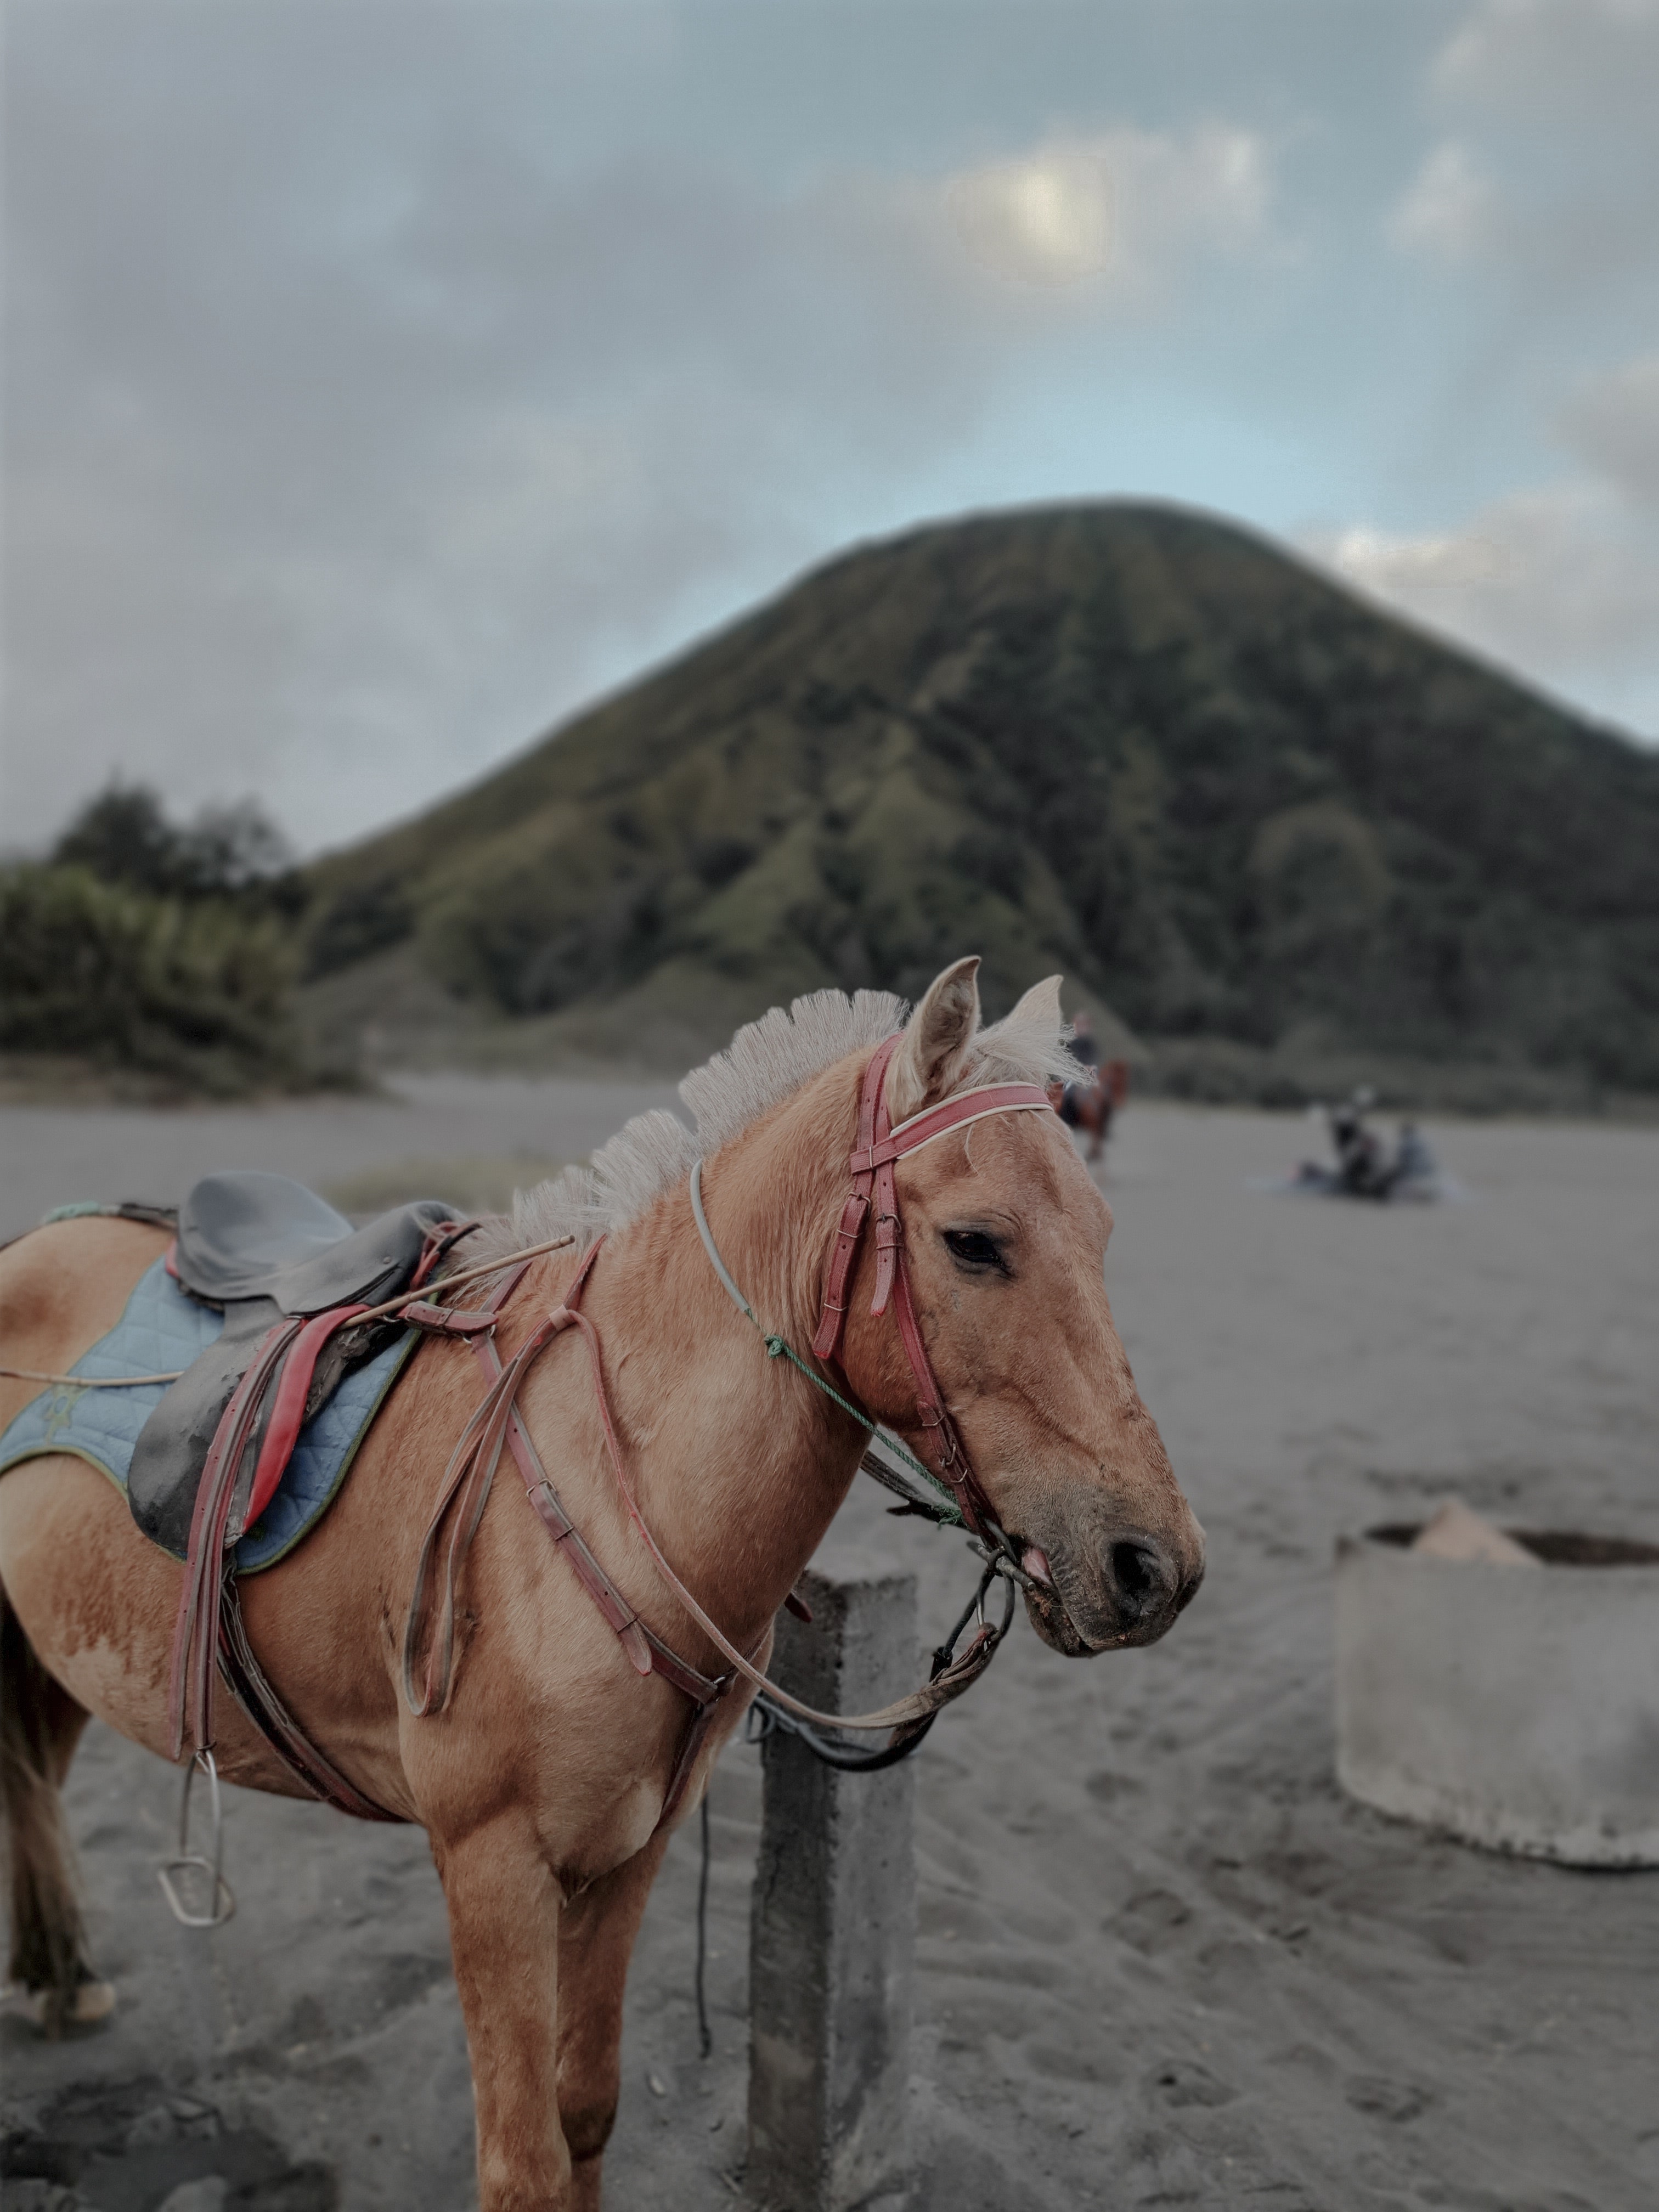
[0, 1218, 170, 1434]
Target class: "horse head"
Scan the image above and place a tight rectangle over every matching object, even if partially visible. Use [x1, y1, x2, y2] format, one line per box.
[836, 957, 1204, 1656]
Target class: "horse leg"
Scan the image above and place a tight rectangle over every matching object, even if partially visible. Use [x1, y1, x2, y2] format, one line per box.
[435, 1812, 570, 2211]
[0, 1586, 111, 2035]
[555, 1830, 673, 2211]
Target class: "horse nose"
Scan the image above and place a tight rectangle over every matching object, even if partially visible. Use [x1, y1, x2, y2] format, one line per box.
[1104, 1535, 1203, 1632]
[1106, 1537, 1175, 1625]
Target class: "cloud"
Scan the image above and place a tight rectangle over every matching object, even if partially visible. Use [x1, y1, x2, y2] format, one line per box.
[1392, 0, 1659, 291]
[1389, 141, 1498, 260]
[945, 125, 1268, 291]
[1365, 3, 1659, 742]
[1434, 0, 1659, 114]
[1320, 521, 1519, 592]
[1, 13, 1276, 855]
[1310, 476, 1659, 738]
[1562, 351, 1659, 510]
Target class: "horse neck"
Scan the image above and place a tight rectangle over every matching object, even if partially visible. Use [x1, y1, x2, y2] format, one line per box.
[583, 1058, 866, 1654]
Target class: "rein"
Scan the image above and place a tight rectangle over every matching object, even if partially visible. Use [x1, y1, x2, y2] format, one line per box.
[401, 1040, 1058, 1752]
[0, 1233, 579, 1392]
[400, 1240, 1005, 1740]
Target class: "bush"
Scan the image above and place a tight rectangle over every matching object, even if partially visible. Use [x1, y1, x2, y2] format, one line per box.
[0, 864, 315, 1094]
[52, 780, 300, 904]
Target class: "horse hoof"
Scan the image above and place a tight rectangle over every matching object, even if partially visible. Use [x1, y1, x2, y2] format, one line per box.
[1, 1977, 117, 2030]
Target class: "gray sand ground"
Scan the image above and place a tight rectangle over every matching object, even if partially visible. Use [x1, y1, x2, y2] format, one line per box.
[2, 1087, 1656, 2210]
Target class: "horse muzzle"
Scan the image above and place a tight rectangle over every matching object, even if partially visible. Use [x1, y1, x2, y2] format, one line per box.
[1020, 1519, 1205, 1655]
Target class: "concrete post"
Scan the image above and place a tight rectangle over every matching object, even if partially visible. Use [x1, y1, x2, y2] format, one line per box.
[747, 1566, 916, 2212]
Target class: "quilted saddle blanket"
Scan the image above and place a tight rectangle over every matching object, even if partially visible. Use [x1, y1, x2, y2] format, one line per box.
[0, 1255, 417, 1573]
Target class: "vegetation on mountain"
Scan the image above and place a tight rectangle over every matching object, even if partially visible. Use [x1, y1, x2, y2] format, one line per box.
[303, 503, 1659, 1096]
[1, 788, 319, 1096]
[51, 781, 306, 910]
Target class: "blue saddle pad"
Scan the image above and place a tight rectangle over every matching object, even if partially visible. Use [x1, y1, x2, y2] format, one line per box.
[0, 1256, 418, 1572]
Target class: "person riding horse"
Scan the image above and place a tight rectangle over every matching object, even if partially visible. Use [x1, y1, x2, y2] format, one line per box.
[1049, 1011, 1125, 1162]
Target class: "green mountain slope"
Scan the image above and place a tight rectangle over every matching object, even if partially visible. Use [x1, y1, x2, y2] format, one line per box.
[304, 503, 1659, 1090]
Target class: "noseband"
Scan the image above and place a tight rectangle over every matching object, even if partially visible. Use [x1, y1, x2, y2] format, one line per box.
[808, 1034, 1054, 1549]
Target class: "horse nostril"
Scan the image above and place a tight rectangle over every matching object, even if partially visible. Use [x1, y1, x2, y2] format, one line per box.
[1109, 1539, 1166, 1617]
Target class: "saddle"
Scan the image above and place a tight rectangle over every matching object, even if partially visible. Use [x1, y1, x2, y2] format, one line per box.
[140, 1172, 471, 1819]
[129, 1173, 460, 1558]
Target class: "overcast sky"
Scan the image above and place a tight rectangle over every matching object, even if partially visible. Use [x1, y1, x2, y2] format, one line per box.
[4, 0, 1657, 856]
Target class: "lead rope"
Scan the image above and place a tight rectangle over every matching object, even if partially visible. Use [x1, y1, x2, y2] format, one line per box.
[687, 1155, 1031, 1711]
[686, 1141, 1024, 2056]
[695, 1792, 713, 2061]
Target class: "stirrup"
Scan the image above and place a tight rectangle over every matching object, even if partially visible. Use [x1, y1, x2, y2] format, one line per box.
[158, 1748, 235, 1928]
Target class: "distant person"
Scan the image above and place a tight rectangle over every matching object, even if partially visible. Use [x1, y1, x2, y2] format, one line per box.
[1050, 1011, 1121, 1163]
[1392, 1121, 1434, 1188]
[1329, 1087, 1388, 1198]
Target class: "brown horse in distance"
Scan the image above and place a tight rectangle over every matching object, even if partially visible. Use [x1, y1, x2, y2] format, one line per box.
[0, 960, 1204, 2211]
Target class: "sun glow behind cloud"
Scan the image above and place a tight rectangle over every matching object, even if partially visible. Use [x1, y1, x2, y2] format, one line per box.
[945, 127, 1267, 291]
[949, 147, 1117, 284]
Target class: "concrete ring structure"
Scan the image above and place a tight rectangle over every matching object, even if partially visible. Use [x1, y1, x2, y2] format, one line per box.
[1334, 1523, 1659, 1868]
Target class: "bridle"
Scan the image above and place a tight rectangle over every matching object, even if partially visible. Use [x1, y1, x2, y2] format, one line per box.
[394, 1035, 1059, 1808]
[805, 1031, 1054, 1553]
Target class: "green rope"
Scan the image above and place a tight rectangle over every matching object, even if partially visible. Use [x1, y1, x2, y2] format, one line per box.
[761, 1331, 964, 1527]
[687, 1154, 964, 1530]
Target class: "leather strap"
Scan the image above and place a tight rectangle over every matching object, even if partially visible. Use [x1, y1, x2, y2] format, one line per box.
[167, 1316, 304, 1760]
[811, 1032, 902, 1360]
[473, 1320, 656, 1680]
[163, 1218, 478, 1792]
[542, 1263, 1005, 1735]
[398, 1246, 736, 1831]
[484, 1286, 737, 1833]
[217, 1580, 402, 1821]
[810, 1041, 1052, 1545]
[852, 1081, 1057, 1172]
[401, 1246, 603, 1717]
[396, 1228, 1004, 1745]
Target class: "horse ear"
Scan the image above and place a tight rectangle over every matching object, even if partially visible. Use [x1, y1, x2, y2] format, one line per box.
[887, 956, 981, 1123]
[1007, 974, 1063, 1031]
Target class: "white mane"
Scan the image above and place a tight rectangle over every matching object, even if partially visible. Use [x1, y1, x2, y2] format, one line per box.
[488, 983, 1077, 1259]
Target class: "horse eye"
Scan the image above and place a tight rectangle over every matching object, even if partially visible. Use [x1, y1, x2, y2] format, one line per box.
[943, 1229, 1006, 1272]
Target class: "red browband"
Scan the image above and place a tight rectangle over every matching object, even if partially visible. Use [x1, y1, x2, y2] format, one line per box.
[811, 1036, 1054, 1543]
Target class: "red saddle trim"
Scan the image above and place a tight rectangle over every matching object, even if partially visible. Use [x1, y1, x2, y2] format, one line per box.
[238, 1303, 370, 1537]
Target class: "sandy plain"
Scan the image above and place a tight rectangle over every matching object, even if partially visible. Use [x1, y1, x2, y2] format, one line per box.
[2, 1082, 1656, 2211]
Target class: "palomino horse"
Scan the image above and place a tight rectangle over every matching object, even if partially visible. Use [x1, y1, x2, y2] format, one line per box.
[0, 960, 1204, 2211]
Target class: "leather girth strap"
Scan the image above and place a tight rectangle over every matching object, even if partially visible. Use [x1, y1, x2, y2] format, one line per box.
[165, 1221, 478, 1820]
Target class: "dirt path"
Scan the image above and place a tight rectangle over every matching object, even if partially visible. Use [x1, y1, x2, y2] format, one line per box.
[3, 1094, 1656, 2209]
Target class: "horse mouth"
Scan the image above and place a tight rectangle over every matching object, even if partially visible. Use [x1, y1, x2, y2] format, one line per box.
[1013, 1541, 1093, 1657]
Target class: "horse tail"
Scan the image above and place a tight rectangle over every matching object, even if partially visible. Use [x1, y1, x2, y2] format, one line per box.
[1, 1584, 97, 2034]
